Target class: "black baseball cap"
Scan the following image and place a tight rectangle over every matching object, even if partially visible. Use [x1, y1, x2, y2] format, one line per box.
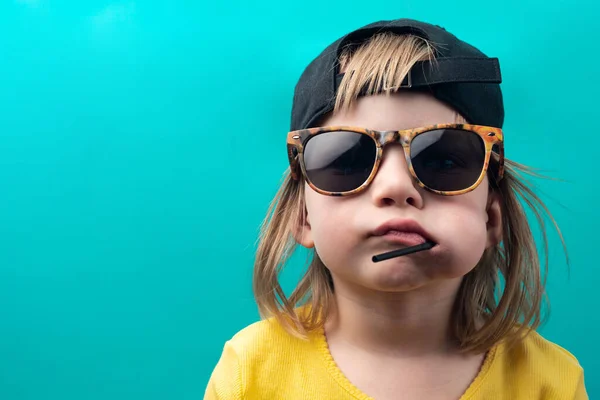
[290, 18, 504, 131]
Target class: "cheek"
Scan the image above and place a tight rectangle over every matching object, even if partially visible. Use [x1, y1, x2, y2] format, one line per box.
[307, 198, 353, 243]
[428, 188, 490, 273]
[304, 188, 362, 263]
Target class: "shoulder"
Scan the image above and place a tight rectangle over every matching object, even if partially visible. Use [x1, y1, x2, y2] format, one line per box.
[204, 317, 317, 400]
[491, 330, 587, 398]
[509, 330, 582, 372]
[226, 316, 310, 358]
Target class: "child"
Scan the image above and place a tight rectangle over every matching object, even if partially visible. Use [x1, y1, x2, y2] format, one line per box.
[204, 18, 588, 399]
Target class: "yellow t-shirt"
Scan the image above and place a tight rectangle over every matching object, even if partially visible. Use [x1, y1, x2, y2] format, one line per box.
[204, 318, 587, 399]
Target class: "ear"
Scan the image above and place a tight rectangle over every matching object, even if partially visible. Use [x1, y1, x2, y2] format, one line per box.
[292, 204, 315, 249]
[486, 190, 503, 248]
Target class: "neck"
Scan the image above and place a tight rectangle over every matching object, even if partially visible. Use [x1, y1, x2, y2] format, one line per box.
[324, 278, 463, 357]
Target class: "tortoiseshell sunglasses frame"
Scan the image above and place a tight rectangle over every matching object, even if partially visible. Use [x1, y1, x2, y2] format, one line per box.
[286, 123, 504, 196]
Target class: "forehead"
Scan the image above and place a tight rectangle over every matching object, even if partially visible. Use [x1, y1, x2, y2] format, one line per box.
[322, 91, 462, 131]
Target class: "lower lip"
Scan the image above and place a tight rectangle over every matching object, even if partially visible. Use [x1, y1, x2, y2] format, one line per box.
[380, 231, 427, 246]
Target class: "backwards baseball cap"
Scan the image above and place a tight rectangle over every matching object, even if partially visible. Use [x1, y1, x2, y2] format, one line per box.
[290, 19, 504, 131]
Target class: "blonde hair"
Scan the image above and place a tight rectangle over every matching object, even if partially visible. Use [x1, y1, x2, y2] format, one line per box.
[253, 32, 566, 353]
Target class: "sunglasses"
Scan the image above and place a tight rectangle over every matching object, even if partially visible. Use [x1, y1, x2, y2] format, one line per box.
[287, 123, 504, 196]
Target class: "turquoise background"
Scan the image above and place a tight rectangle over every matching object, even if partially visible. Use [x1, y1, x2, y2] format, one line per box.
[0, 0, 597, 398]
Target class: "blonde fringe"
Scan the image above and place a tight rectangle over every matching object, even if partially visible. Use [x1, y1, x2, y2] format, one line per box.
[335, 33, 437, 111]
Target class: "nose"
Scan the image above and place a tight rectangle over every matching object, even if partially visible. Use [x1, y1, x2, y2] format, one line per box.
[369, 145, 424, 209]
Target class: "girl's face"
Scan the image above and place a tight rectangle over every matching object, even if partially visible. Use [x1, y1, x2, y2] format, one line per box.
[295, 92, 502, 293]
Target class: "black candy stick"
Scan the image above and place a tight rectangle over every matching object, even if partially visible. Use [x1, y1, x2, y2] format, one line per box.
[372, 241, 436, 263]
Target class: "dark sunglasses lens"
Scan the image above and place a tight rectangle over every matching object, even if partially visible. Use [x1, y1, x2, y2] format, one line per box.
[411, 129, 485, 192]
[303, 130, 377, 193]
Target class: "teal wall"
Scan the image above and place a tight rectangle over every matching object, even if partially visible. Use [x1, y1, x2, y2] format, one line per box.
[0, 0, 597, 398]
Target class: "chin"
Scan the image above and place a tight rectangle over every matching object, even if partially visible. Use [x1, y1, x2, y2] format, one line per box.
[364, 262, 431, 292]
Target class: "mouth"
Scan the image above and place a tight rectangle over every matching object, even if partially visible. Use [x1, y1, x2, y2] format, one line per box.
[371, 218, 436, 247]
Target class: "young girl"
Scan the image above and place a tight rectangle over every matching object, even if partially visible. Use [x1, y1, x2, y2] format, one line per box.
[205, 18, 588, 399]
